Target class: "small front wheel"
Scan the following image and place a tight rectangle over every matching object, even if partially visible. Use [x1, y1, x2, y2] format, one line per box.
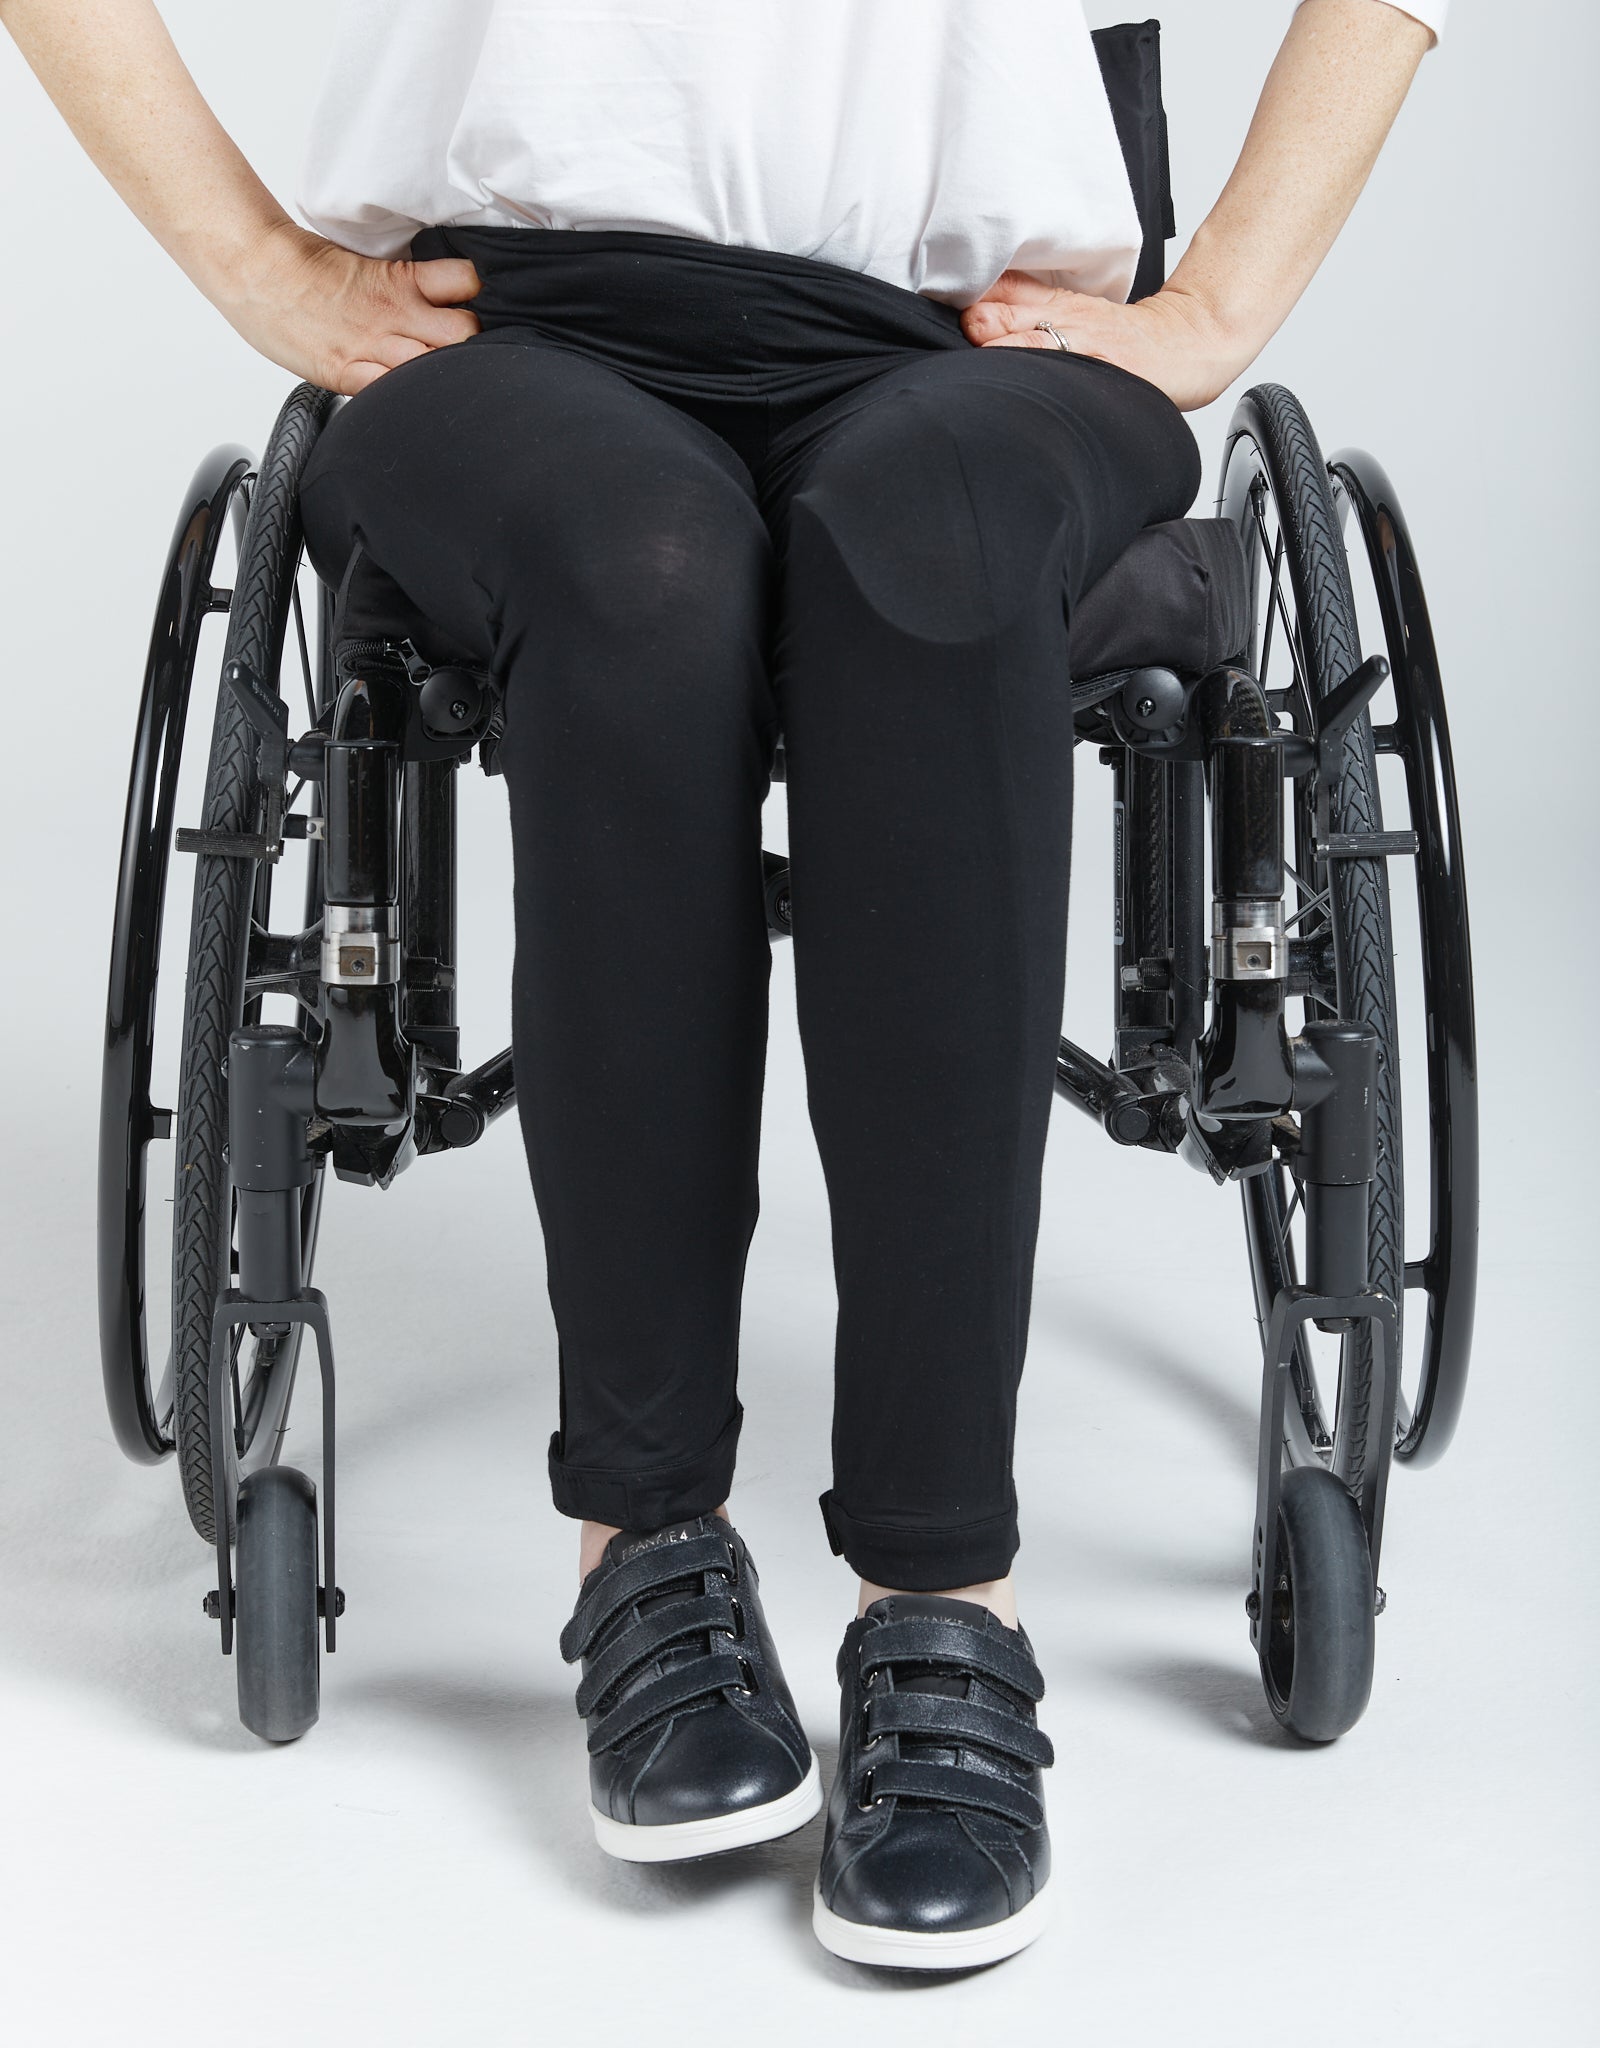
[235, 1465, 321, 1743]
[1259, 1465, 1376, 1743]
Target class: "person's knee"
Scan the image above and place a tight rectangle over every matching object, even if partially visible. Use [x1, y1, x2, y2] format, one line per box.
[549, 467, 770, 661]
[785, 380, 1074, 645]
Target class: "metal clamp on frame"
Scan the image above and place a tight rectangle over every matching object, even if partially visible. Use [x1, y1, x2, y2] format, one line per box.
[321, 904, 400, 987]
[1211, 898, 1287, 983]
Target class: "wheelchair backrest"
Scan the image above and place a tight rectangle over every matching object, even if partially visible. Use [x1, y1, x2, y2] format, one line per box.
[1092, 19, 1175, 302]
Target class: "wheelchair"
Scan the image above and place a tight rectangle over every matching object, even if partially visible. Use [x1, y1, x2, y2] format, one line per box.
[96, 21, 1477, 1747]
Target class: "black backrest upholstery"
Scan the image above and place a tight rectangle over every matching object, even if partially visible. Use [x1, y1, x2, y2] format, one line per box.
[1091, 20, 1175, 302]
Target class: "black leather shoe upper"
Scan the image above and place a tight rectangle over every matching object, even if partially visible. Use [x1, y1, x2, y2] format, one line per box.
[818, 1596, 1054, 1935]
[559, 1514, 812, 1827]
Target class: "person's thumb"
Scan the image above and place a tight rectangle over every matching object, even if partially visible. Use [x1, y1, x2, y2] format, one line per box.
[412, 257, 483, 306]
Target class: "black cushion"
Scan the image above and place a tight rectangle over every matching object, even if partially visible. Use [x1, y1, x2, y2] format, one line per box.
[1067, 517, 1252, 685]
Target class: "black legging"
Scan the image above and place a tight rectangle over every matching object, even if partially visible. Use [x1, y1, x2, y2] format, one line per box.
[298, 225, 1200, 1589]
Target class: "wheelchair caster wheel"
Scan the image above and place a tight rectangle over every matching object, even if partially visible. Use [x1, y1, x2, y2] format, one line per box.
[235, 1466, 321, 1743]
[1258, 1466, 1375, 1743]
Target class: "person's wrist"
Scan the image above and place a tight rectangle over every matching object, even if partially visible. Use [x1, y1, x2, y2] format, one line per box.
[184, 207, 306, 316]
[1147, 283, 1258, 408]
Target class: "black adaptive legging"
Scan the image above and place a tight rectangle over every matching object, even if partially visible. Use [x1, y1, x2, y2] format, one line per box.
[298, 225, 1201, 1588]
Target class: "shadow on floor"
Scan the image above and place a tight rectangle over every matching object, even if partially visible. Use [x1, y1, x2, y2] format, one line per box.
[1093, 1651, 1288, 1749]
[342, 1671, 844, 1915]
[1035, 1291, 1258, 1476]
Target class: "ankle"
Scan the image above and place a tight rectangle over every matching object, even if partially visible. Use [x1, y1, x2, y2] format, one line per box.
[857, 1573, 1018, 1630]
[578, 1501, 731, 1583]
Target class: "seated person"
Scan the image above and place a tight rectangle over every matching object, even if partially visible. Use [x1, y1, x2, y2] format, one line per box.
[4, 0, 1444, 1970]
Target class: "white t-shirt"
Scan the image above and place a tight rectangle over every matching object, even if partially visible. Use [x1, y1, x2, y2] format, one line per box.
[295, 1, 1447, 310]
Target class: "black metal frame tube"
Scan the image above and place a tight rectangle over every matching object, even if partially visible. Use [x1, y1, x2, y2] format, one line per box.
[402, 757, 458, 1066]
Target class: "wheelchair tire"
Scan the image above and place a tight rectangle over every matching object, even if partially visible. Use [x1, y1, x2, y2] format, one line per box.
[1259, 1465, 1376, 1743]
[98, 445, 252, 1465]
[1220, 385, 1402, 1523]
[1328, 451, 1478, 1467]
[234, 1464, 321, 1743]
[171, 383, 337, 1546]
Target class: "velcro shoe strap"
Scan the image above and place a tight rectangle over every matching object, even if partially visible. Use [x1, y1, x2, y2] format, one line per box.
[585, 1651, 750, 1757]
[573, 1594, 738, 1719]
[859, 1619, 1045, 1702]
[864, 1759, 1044, 1831]
[559, 1532, 737, 1663]
[866, 1691, 1055, 1770]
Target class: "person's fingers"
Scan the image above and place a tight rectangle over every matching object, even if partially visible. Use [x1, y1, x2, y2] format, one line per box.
[961, 269, 1057, 342]
[364, 331, 433, 372]
[405, 304, 482, 347]
[341, 360, 392, 395]
[386, 261, 482, 346]
[411, 256, 483, 305]
[977, 329, 1061, 351]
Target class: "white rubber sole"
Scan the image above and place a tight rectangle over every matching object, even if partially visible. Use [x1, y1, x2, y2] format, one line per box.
[812, 1880, 1053, 1971]
[591, 1755, 823, 1864]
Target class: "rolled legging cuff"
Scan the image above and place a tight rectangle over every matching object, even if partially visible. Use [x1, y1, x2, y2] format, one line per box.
[818, 1490, 1020, 1590]
[549, 1404, 743, 1531]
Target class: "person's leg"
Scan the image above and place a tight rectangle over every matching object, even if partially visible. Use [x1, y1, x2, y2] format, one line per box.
[298, 332, 781, 1548]
[759, 342, 1200, 1965]
[760, 346, 1202, 1607]
[301, 333, 819, 1857]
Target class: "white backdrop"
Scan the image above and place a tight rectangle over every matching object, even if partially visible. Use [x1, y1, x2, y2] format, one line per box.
[1, 5, 1594, 2043]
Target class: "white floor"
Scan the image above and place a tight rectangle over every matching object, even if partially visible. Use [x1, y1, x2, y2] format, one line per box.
[2, 889, 1592, 2047]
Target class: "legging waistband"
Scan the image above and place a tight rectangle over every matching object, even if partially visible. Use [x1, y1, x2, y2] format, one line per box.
[408, 224, 969, 382]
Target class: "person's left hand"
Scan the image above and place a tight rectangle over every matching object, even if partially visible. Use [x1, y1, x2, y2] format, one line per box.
[959, 271, 1245, 413]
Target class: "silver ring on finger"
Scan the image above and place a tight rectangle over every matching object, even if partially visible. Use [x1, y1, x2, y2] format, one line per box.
[1034, 321, 1073, 352]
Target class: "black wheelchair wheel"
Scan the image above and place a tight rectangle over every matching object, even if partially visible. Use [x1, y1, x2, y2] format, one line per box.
[171, 382, 338, 1545]
[1259, 1464, 1376, 1742]
[234, 1464, 321, 1742]
[98, 446, 252, 1464]
[1219, 385, 1403, 1527]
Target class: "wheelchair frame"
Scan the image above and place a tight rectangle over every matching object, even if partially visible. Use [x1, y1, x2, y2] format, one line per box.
[94, 20, 1478, 1745]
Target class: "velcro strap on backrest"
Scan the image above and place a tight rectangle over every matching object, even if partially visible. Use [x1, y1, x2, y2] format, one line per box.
[559, 1531, 737, 1663]
[573, 1593, 737, 1719]
[866, 1690, 1055, 1770]
[865, 1759, 1043, 1832]
[585, 1652, 749, 1757]
[858, 1618, 1046, 1702]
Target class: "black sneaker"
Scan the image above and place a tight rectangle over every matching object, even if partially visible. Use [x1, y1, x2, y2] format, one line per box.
[813, 1595, 1054, 1968]
[559, 1513, 821, 1862]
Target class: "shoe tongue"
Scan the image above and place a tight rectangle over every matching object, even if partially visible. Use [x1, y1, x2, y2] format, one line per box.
[609, 1515, 722, 1567]
[867, 1593, 996, 1700]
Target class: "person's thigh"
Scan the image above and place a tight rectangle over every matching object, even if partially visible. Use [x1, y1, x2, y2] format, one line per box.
[757, 344, 1201, 621]
[299, 330, 776, 682]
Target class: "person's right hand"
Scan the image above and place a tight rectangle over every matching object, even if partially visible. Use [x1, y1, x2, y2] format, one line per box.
[212, 220, 483, 395]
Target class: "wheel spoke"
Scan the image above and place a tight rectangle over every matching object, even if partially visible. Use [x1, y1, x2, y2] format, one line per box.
[1252, 497, 1311, 700]
[291, 579, 316, 728]
[1284, 885, 1332, 934]
[1259, 521, 1285, 686]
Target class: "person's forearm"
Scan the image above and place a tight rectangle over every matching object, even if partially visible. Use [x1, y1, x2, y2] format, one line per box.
[0, 0, 291, 300]
[1165, 0, 1434, 365]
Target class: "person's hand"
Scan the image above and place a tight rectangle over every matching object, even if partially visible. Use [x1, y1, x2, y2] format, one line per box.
[959, 271, 1245, 413]
[210, 219, 483, 396]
